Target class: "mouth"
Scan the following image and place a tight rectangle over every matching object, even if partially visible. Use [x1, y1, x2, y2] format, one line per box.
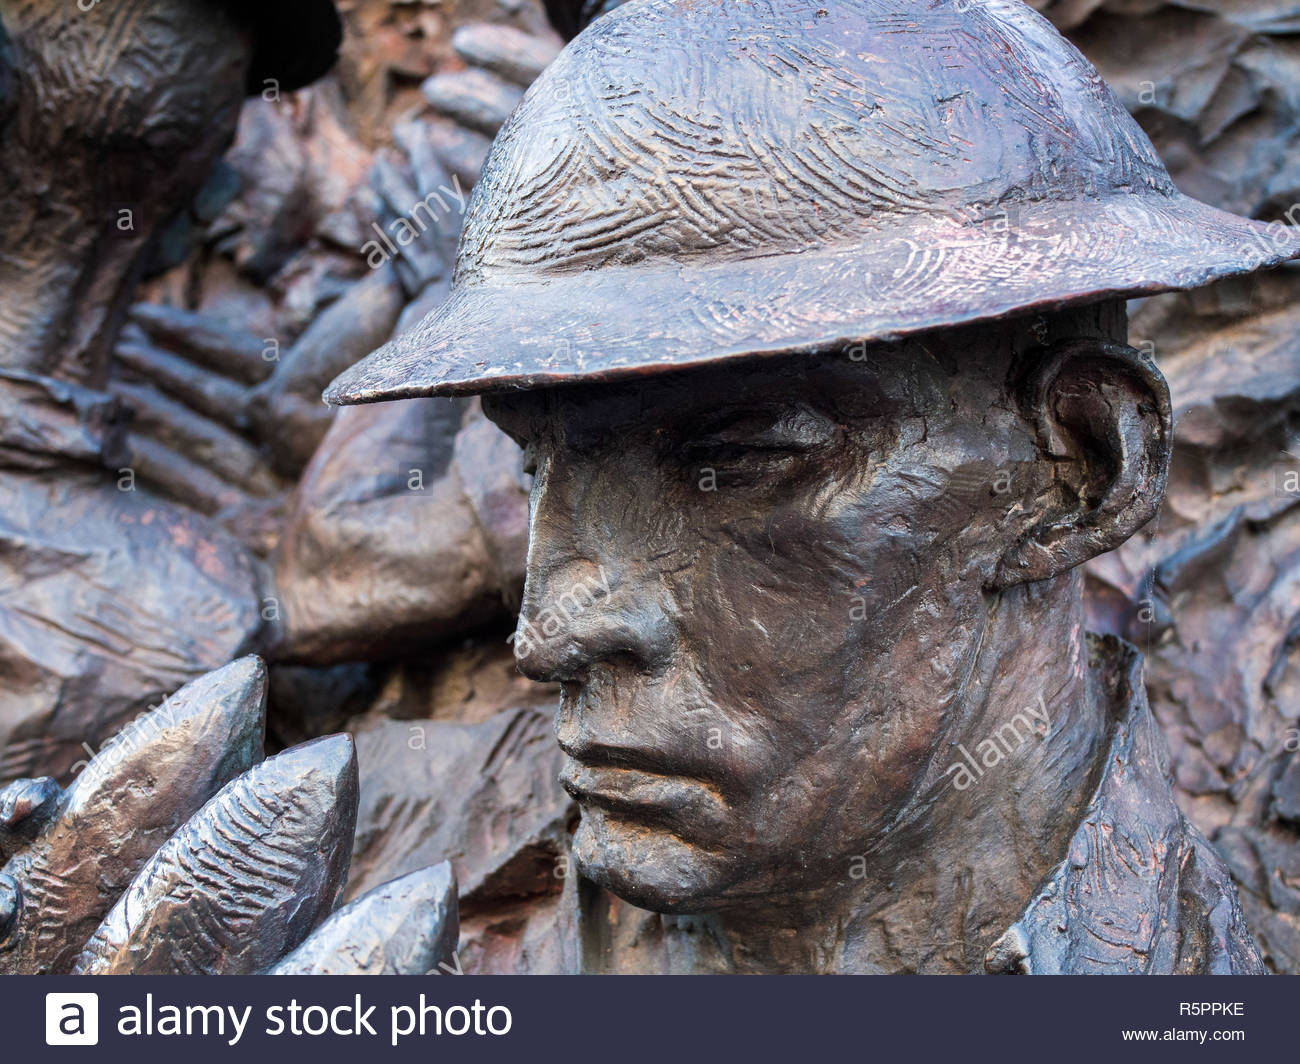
[561, 760, 688, 802]
[554, 678, 736, 831]
[558, 757, 728, 830]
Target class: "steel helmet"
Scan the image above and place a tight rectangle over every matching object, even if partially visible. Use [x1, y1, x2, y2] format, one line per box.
[326, 0, 1300, 404]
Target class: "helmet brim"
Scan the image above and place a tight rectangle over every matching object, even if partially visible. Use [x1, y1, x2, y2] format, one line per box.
[325, 191, 1300, 405]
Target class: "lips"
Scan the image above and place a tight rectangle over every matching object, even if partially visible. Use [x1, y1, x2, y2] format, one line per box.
[558, 756, 728, 832]
[562, 760, 683, 802]
[556, 729, 676, 774]
[555, 677, 737, 831]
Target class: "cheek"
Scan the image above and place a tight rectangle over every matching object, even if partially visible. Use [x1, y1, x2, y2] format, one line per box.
[660, 496, 881, 777]
[680, 507, 857, 669]
[662, 460, 990, 755]
[672, 465, 956, 674]
[804, 705, 947, 852]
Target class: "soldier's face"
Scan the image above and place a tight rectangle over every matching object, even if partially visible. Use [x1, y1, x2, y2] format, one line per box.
[484, 341, 1041, 913]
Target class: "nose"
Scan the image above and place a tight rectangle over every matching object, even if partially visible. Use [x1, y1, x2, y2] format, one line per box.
[511, 454, 675, 682]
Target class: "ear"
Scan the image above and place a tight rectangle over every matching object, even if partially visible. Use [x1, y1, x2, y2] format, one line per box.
[992, 339, 1172, 590]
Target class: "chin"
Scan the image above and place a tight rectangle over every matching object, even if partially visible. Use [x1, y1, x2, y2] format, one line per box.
[571, 807, 746, 915]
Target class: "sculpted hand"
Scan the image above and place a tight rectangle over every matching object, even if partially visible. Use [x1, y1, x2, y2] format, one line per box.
[0, 657, 457, 975]
[267, 401, 529, 665]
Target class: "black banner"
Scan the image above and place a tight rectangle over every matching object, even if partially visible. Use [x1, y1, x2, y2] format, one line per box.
[3, 975, 1287, 1063]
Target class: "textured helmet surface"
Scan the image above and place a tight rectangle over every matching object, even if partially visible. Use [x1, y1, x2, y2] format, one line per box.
[328, 0, 1300, 403]
[463, 0, 1166, 281]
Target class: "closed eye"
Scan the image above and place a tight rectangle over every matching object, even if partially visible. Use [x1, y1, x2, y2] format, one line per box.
[678, 405, 837, 463]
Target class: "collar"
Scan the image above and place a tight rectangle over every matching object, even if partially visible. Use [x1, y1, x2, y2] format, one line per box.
[0, 369, 130, 472]
[984, 634, 1264, 975]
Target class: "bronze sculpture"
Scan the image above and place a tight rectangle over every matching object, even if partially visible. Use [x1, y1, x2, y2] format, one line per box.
[4, 0, 1300, 978]
[0, 0, 340, 784]
[1033, 0, 1300, 974]
[0, 0, 462, 977]
[0, 0, 575, 977]
[0, 657, 457, 975]
[328, 0, 1300, 973]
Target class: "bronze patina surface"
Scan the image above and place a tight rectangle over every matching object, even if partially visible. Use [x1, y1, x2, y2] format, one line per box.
[328, 0, 1300, 404]
[4, 0, 1300, 976]
[325, 0, 1297, 973]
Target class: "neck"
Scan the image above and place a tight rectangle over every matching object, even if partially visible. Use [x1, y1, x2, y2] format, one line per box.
[589, 575, 1112, 973]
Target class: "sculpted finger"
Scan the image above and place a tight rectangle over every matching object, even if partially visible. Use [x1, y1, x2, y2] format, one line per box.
[73, 734, 359, 975]
[0, 657, 267, 974]
[0, 777, 61, 860]
[424, 120, 493, 190]
[111, 379, 284, 498]
[369, 155, 449, 295]
[126, 303, 274, 386]
[119, 433, 261, 517]
[250, 268, 404, 476]
[392, 120, 451, 208]
[268, 862, 458, 975]
[115, 337, 254, 434]
[422, 67, 524, 137]
[451, 23, 561, 88]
